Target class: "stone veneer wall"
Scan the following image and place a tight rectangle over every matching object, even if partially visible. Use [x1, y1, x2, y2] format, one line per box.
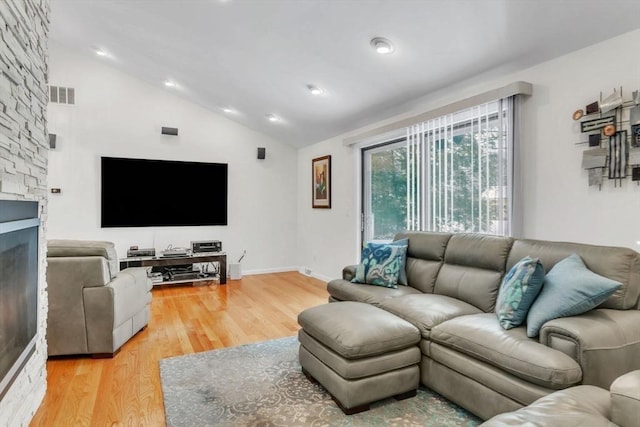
[0, 0, 50, 425]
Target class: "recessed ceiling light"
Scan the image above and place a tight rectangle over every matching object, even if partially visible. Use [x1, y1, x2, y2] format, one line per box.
[370, 37, 395, 55]
[222, 107, 234, 113]
[266, 114, 279, 122]
[95, 49, 108, 57]
[164, 80, 177, 88]
[307, 84, 324, 96]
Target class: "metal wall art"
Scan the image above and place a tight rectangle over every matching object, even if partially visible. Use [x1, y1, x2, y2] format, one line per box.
[580, 116, 615, 133]
[629, 148, 640, 183]
[600, 88, 623, 113]
[581, 148, 607, 187]
[608, 130, 627, 184]
[573, 86, 637, 189]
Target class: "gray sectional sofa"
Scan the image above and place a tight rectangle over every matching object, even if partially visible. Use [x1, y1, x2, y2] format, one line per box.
[482, 369, 640, 426]
[326, 231, 640, 420]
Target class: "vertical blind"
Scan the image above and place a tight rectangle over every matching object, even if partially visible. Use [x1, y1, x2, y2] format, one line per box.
[406, 97, 514, 235]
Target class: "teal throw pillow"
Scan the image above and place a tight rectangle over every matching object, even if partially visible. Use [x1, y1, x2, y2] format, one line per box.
[391, 238, 409, 286]
[352, 242, 408, 288]
[526, 254, 621, 337]
[495, 256, 545, 330]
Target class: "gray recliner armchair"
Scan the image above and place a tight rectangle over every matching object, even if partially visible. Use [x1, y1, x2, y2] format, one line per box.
[481, 370, 640, 426]
[46, 240, 152, 357]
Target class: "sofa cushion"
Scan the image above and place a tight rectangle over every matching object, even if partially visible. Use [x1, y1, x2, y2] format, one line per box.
[379, 294, 482, 339]
[394, 231, 452, 262]
[298, 329, 421, 379]
[481, 385, 612, 427]
[526, 254, 622, 337]
[430, 313, 582, 389]
[48, 239, 119, 278]
[434, 233, 513, 312]
[352, 242, 408, 288]
[507, 239, 640, 310]
[327, 278, 422, 305]
[394, 231, 452, 293]
[435, 264, 505, 313]
[495, 256, 545, 329]
[297, 301, 420, 359]
[391, 238, 409, 285]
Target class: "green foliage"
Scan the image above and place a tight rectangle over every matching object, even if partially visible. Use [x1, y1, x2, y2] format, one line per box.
[367, 113, 508, 238]
[370, 146, 407, 240]
[431, 122, 506, 233]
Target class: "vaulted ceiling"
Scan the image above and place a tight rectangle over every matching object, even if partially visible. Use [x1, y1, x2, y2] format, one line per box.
[49, 0, 640, 147]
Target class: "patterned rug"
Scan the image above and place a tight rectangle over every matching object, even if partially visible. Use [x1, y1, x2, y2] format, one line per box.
[159, 336, 482, 427]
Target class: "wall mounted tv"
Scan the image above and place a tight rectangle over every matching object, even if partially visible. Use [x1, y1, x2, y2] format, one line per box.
[101, 156, 228, 227]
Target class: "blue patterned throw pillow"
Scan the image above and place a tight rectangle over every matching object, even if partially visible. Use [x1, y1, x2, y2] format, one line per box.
[352, 242, 408, 288]
[526, 254, 622, 337]
[495, 256, 545, 330]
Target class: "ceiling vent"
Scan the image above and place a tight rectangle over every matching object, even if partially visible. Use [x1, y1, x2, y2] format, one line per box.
[49, 86, 75, 104]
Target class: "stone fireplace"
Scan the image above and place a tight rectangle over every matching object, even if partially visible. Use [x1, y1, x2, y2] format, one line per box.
[0, 0, 50, 425]
[0, 201, 40, 400]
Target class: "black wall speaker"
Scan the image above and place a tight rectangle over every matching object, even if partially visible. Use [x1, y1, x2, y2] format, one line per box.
[161, 127, 178, 136]
[257, 147, 266, 160]
[48, 133, 57, 149]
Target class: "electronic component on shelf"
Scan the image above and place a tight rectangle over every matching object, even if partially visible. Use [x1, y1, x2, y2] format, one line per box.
[166, 266, 200, 281]
[148, 272, 164, 284]
[161, 249, 189, 257]
[127, 248, 156, 257]
[168, 270, 200, 280]
[191, 240, 222, 253]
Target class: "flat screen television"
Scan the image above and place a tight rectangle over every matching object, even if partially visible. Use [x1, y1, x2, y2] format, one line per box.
[101, 156, 228, 227]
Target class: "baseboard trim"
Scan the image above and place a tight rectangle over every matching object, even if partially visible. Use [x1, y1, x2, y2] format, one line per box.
[225, 267, 331, 283]
[234, 266, 299, 277]
[298, 268, 332, 283]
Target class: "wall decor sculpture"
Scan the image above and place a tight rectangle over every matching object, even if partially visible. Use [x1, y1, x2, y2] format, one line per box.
[581, 148, 607, 187]
[608, 130, 627, 185]
[580, 116, 615, 133]
[628, 148, 640, 184]
[573, 86, 635, 189]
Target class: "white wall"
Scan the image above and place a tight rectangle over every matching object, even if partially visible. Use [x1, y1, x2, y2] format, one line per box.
[297, 29, 640, 280]
[297, 139, 358, 281]
[47, 42, 298, 273]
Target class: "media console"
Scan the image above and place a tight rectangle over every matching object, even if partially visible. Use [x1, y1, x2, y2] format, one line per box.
[119, 252, 227, 286]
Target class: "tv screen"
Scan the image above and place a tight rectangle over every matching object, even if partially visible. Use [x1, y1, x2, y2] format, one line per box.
[101, 156, 228, 227]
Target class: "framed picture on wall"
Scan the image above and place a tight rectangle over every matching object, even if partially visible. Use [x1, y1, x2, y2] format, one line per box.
[312, 155, 331, 208]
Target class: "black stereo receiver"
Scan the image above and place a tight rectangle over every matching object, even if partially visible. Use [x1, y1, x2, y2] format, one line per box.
[191, 240, 222, 253]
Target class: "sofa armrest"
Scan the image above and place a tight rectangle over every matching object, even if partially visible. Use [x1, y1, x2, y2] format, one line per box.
[540, 309, 640, 388]
[342, 265, 357, 281]
[611, 370, 640, 427]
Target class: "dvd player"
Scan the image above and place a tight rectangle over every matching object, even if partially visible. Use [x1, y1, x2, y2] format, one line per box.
[127, 248, 156, 257]
[162, 249, 189, 257]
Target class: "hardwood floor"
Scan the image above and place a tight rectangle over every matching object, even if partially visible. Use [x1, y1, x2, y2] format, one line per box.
[30, 272, 329, 427]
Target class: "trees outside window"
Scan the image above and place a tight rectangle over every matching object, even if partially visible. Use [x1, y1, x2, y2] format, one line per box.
[362, 99, 513, 243]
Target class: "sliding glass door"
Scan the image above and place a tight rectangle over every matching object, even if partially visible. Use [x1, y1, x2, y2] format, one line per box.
[361, 139, 407, 242]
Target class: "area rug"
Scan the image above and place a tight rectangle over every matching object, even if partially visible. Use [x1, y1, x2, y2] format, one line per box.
[159, 336, 482, 427]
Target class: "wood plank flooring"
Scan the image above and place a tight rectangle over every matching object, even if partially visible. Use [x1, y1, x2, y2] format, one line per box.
[30, 272, 329, 427]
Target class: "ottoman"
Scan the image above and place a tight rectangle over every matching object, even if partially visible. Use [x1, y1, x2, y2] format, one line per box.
[297, 301, 421, 414]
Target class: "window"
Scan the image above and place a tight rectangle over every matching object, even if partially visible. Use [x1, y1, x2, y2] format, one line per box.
[362, 139, 407, 241]
[362, 97, 517, 242]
